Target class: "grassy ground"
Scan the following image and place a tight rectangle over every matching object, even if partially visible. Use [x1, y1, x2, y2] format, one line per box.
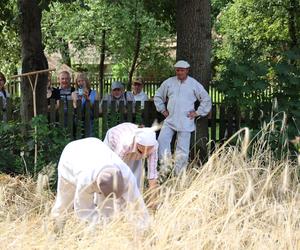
[0, 129, 299, 249]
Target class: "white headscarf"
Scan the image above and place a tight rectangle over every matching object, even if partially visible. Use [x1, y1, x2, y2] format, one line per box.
[135, 128, 157, 146]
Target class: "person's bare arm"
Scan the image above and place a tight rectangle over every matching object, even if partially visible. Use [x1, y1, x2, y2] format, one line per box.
[147, 179, 159, 210]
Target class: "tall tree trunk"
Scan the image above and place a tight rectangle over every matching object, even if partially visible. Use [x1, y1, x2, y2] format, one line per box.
[18, 0, 48, 123]
[128, 24, 141, 90]
[99, 29, 106, 99]
[287, 0, 298, 48]
[287, 0, 299, 65]
[176, 0, 212, 163]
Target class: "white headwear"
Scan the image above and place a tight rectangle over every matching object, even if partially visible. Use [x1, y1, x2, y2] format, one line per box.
[111, 81, 124, 90]
[174, 60, 190, 68]
[135, 128, 157, 146]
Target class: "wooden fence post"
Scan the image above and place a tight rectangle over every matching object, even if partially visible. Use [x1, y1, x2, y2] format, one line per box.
[134, 101, 142, 125]
[93, 100, 100, 138]
[49, 99, 56, 123]
[76, 100, 83, 139]
[219, 104, 226, 142]
[84, 100, 91, 137]
[127, 101, 134, 123]
[119, 101, 125, 123]
[101, 101, 108, 140]
[67, 100, 74, 138]
[58, 102, 65, 127]
[0, 97, 3, 121]
[210, 104, 217, 153]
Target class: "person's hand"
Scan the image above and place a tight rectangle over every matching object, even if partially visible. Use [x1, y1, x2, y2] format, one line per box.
[148, 179, 159, 189]
[187, 110, 198, 120]
[162, 110, 169, 118]
[147, 179, 159, 210]
[83, 89, 90, 100]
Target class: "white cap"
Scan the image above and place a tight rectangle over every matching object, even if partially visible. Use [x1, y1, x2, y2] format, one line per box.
[174, 60, 190, 68]
[135, 128, 157, 146]
[111, 81, 124, 90]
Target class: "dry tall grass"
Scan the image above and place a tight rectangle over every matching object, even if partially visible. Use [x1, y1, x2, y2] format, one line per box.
[0, 129, 299, 249]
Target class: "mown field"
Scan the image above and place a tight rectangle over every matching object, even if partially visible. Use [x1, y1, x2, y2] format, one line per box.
[0, 128, 299, 250]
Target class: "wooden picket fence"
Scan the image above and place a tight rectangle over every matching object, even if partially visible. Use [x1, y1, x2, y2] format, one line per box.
[1, 98, 273, 160]
[7, 77, 225, 103]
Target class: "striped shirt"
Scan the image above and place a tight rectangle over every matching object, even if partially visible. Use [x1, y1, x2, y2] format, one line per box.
[104, 123, 158, 179]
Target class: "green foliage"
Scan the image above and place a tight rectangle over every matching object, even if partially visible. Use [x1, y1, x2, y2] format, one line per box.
[215, 59, 269, 109]
[272, 49, 300, 119]
[0, 121, 25, 174]
[248, 112, 299, 161]
[214, 0, 300, 156]
[214, 0, 300, 108]
[42, 0, 173, 78]
[0, 0, 20, 75]
[142, 0, 176, 32]
[106, 112, 121, 128]
[107, 0, 173, 78]
[211, 0, 233, 23]
[0, 115, 71, 176]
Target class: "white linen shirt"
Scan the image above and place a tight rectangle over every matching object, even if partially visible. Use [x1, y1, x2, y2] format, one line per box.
[57, 137, 148, 224]
[154, 76, 212, 132]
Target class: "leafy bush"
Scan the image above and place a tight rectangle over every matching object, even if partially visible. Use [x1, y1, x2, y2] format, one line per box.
[0, 115, 72, 177]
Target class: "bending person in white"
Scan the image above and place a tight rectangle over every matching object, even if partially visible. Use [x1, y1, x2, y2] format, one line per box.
[154, 60, 212, 175]
[51, 138, 149, 229]
[104, 123, 158, 191]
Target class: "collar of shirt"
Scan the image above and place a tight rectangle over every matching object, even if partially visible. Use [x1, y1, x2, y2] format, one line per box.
[134, 91, 143, 97]
[177, 76, 188, 84]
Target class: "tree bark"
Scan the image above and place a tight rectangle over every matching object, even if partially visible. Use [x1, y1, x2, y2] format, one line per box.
[128, 24, 141, 90]
[286, 0, 299, 68]
[18, 0, 48, 123]
[176, 0, 212, 163]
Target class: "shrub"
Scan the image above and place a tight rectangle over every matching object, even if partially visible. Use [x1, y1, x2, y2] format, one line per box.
[0, 115, 72, 177]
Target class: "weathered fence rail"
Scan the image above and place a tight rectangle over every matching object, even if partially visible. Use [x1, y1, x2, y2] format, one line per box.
[1, 98, 273, 159]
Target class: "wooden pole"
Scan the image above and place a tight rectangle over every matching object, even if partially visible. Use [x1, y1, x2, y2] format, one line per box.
[11, 68, 55, 176]
[11, 68, 56, 79]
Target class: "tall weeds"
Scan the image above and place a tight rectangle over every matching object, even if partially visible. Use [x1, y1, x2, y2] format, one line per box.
[0, 127, 299, 249]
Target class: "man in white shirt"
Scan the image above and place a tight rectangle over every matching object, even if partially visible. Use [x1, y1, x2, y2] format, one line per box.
[154, 60, 212, 175]
[51, 137, 149, 230]
[131, 77, 149, 108]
